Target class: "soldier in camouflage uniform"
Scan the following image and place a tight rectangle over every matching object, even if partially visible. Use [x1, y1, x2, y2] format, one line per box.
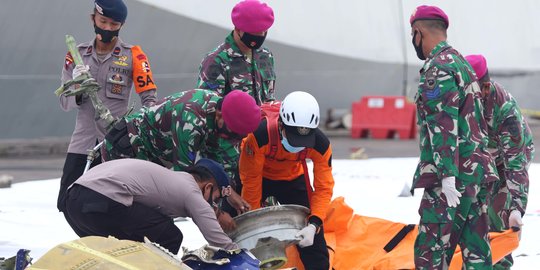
[197, 0, 275, 210]
[197, 0, 276, 105]
[100, 89, 260, 222]
[410, 6, 499, 269]
[466, 54, 535, 270]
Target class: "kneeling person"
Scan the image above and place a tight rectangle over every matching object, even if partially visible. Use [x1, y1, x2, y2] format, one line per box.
[65, 158, 238, 254]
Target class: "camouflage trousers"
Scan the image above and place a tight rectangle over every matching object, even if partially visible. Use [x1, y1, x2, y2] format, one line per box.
[487, 175, 519, 270]
[414, 183, 492, 270]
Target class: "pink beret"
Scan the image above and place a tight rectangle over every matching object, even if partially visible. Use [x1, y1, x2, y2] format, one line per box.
[231, 0, 274, 33]
[410, 5, 449, 28]
[465, 54, 488, 80]
[221, 90, 261, 135]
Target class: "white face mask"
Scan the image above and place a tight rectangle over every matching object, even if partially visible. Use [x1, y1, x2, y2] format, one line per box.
[281, 136, 305, 153]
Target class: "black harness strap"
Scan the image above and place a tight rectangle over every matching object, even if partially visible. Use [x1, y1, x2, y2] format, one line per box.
[383, 224, 416, 252]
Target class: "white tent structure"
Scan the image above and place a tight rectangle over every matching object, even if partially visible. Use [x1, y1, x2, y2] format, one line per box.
[141, 0, 540, 70]
[1, 0, 539, 139]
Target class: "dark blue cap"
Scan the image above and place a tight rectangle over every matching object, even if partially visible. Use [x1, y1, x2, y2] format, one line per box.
[195, 158, 231, 189]
[95, 0, 128, 23]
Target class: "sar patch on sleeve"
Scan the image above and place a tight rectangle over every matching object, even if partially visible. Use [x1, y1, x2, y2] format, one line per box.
[131, 45, 156, 93]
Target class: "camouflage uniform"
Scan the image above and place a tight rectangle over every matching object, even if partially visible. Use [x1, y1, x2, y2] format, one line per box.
[101, 89, 240, 177]
[196, 32, 275, 188]
[412, 41, 499, 270]
[196, 32, 276, 105]
[483, 81, 535, 269]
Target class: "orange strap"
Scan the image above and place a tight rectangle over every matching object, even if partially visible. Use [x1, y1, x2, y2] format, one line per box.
[267, 116, 280, 160]
[131, 45, 156, 93]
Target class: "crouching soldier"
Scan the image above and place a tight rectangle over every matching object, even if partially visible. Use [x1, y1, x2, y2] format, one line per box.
[100, 89, 261, 221]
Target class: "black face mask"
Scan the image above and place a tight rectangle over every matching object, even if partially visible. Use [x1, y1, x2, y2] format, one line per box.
[240, 32, 266, 50]
[412, 30, 426, 60]
[94, 24, 120, 43]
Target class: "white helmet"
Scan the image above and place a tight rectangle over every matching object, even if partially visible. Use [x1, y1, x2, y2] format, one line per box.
[280, 91, 320, 128]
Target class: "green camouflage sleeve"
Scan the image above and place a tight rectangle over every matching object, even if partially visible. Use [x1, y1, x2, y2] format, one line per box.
[264, 52, 276, 101]
[169, 93, 213, 171]
[171, 124, 202, 171]
[497, 102, 530, 213]
[497, 103, 528, 171]
[420, 66, 459, 179]
[197, 56, 226, 96]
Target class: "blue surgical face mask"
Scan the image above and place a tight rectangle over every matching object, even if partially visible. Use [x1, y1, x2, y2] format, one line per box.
[281, 137, 305, 153]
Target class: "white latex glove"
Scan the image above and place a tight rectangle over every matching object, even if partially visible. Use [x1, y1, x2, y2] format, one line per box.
[441, 176, 461, 207]
[509, 210, 523, 240]
[509, 210, 523, 228]
[295, 224, 316, 248]
[72, 64, 89, 79]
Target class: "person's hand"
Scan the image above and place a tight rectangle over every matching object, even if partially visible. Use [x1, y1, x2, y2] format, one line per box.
[217, 211, 236, 232]
[72, 64, 89, 79]
[75, 93, 89, 105]
[226, 189, 251, 215]
[509, 210, 523, 227]
[509, 210, 523, 240]
[441, 176, 461, 207]
[295, 224, 317, 247]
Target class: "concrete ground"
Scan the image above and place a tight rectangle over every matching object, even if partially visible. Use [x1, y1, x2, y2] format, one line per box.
[0, 134, 420, 184]
[1, 117, 539, 184]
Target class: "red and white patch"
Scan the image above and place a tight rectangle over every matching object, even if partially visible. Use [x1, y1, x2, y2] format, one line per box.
[64, 52, 73, 69]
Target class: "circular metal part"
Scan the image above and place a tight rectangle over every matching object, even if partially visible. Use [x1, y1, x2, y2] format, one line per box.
[228, 205, 309, 269]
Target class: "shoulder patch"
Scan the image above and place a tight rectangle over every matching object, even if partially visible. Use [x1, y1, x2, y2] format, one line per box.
[131, 45, 156, 93]
[425, 87, 441, 100]
[424, 67, 438, 90]
[423, 67, 442, 100]
[112, 47, 121, 56]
